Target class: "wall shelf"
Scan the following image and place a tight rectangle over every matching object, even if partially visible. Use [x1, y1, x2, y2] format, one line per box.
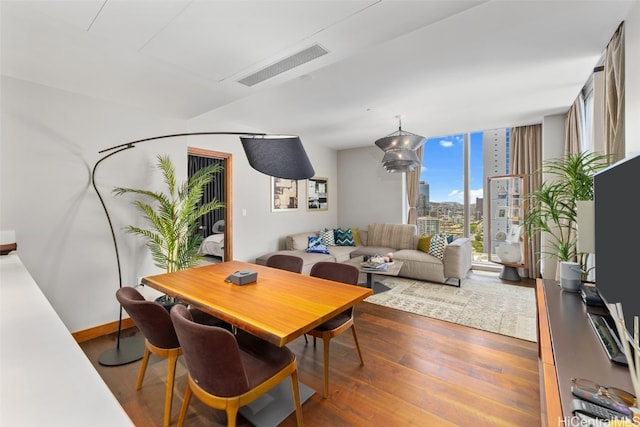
[487, 174, 528, 270]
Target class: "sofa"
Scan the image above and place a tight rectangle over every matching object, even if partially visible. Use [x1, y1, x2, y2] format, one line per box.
[255, 223, 472, 286]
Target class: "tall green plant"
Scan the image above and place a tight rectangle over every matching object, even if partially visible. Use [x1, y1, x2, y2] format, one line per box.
[114, 154, 224, 273]
[524, 151, 609, 264]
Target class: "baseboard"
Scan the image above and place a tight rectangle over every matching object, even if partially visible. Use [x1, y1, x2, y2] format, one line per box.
[471, 263, 502, 273]
[72, 318, 136, 343]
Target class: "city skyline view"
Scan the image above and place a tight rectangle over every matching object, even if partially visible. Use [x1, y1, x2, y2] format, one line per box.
[420, 131, 484, 204]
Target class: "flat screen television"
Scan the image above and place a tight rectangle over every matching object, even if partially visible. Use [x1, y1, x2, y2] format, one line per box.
[594, 152, 640, 343]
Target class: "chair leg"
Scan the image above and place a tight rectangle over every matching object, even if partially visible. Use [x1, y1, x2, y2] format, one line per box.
[163, 349, 179, 427]
[322, 334, 331, 398]
[290, 369, 303, 426]
[225, 401, 240, 427]
[177, 385, 192, 427]
[136, 345, 151, 390]
[351, 325, 364, 366]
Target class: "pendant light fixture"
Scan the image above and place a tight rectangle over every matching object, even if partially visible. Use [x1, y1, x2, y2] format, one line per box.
[374, 117, 425, 173]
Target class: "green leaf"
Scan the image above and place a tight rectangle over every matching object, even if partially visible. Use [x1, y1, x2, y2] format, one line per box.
[525, 151, 610, 267]
[114, 155, 225, 273]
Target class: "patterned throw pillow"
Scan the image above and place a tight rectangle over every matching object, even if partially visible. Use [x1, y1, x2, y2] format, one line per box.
[417, 235, 433, 253]
[334, 228, 355, 246]
[428, 234, 448, 259]
[352, 228, 364, 246]
[306, 236, 330, 254]
[319, 228, 335, 246]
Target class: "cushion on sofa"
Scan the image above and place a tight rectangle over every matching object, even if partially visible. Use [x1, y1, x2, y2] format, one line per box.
[286, 232, 318, 251]
[428, 234, 448, 259]
[334, 227, 355, 246]
[417, 235, 433, 253]
[328, 245, 357, 263]
[319, 228, 335, 246]
[307, 236, 330, 254]
[367, 223, 417, 250]
[393, 249, 447, 283]
[349, 246, 397, 259]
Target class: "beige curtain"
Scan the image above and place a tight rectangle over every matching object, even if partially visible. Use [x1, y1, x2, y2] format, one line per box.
[564, 94, 584, 155]
[558, 94, 585, 277]
[604, 22, 625, 163]
[406, 145, 423, 225]
[511, 124, 542, 279]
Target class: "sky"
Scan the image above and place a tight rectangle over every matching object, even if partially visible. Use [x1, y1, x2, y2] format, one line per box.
[420, 131, 484, 204]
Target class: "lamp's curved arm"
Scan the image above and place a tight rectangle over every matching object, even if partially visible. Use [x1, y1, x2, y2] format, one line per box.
[92, 144, 135, 289]
[98, 131, 266, 154]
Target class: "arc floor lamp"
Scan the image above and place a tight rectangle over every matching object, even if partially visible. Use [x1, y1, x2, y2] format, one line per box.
[92, 132, 315, 366]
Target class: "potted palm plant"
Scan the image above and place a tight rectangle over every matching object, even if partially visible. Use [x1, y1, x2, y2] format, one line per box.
[524, 151, 609, 290]
[114, 154, 224, 303]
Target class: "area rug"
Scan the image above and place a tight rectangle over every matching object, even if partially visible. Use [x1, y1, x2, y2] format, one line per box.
[365, 276, 537, 342]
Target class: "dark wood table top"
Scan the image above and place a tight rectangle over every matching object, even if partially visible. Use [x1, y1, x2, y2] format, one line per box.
[142, 260, 373, 347]
[541, 279, 633, 417]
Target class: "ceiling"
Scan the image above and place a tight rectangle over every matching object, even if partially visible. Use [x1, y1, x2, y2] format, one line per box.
[1, 0, 635, 150]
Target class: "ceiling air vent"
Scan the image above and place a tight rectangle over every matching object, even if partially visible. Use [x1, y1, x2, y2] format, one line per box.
[238, 44, 329, 87]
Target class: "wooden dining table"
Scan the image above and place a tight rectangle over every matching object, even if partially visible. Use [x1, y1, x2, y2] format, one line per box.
[141, 260, 373, 347]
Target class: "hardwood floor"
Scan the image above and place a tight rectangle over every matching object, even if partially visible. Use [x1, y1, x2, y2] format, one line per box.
[79, 272, 541, 426]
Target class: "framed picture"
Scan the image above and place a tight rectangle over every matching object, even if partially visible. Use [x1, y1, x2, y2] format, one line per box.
[271, 177, 299, 212]
[508, 225, 522, 241]
[307, 177, 328, 211]
[496, 206, 508, 219]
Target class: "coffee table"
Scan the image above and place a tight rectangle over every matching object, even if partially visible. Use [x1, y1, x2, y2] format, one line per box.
[344, 256, 404, 294]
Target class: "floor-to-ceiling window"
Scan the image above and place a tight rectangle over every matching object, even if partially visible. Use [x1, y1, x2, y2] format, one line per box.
[418, 128, 510, 267]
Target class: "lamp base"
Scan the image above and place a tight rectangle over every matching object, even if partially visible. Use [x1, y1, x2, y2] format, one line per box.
[499, 266, 521, 282]
[98, 336, 145, 366]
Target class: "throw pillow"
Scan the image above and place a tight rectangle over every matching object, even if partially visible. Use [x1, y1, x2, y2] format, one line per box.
[319, 228, 335, 246]
[428, 234, 448, 260]
[334, 227, 355, 246]
[307, 235, 330, 254]
[352, 228, 364, 246]
[417, 235, 433, 253]
[446, 234, 455, 244]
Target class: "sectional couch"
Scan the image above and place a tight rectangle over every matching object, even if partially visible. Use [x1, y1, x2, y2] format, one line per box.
[255, 223, 472, 286]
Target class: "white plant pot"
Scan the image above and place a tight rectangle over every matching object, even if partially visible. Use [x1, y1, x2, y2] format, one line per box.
[560, 261, 581, 292]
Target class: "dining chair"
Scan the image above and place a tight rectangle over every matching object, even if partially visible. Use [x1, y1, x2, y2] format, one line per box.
[116, 286, 182, 427]
[266, 253, 308, 343]
[116, 287, 229, 427]
[307, 261, 364, 398]
[266, 254, 304, 273]
[170, 304, 304, 427]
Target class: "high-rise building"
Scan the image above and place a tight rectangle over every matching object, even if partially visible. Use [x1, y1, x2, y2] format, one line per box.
[475, 197, 484, 221]
[417, 181, 430, 217]
[417, 217, 440, 236]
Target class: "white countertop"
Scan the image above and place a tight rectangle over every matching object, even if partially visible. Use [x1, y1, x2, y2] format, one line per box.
[0, 253, 133, 426]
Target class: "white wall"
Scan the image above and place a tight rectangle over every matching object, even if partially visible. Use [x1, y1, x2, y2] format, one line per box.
[626, 1, 640, 155]
[0, 77, 187, 332]
[337, 146, 404, 228]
